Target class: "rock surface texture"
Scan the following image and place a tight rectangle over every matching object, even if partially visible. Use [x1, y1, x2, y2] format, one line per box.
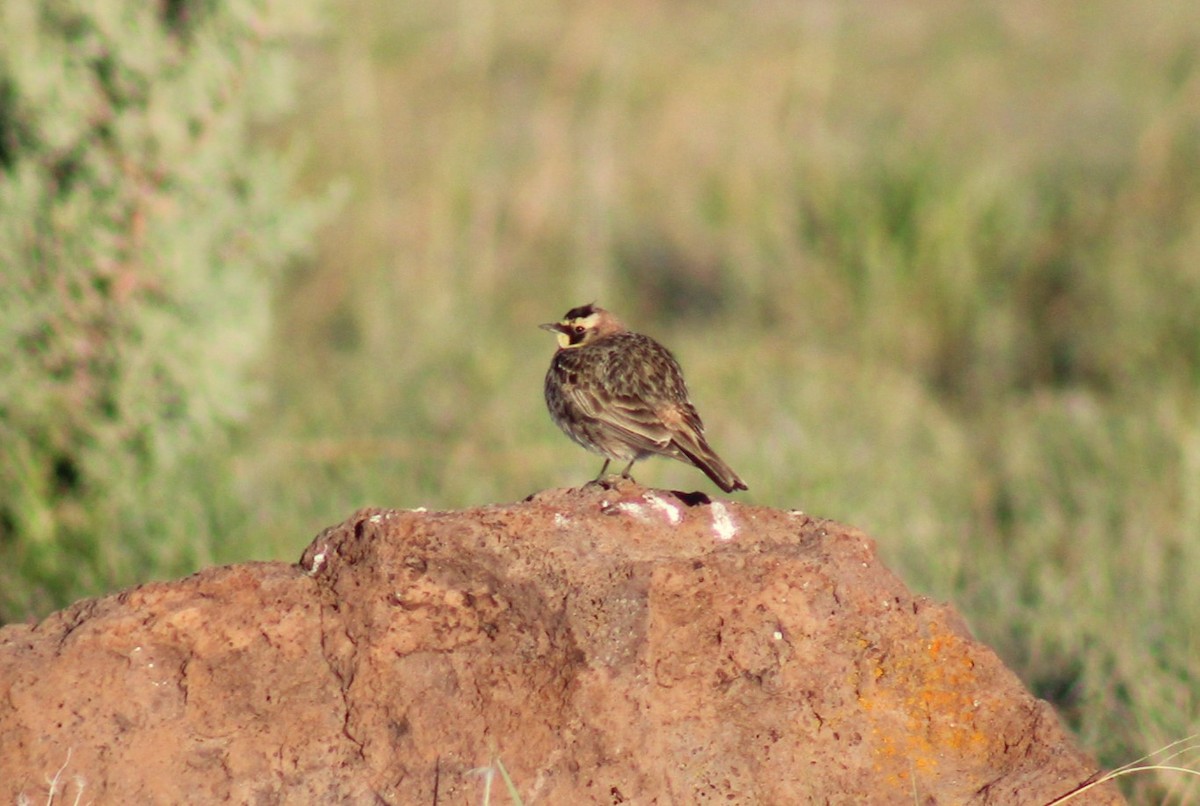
[0, 483, 1122, 804]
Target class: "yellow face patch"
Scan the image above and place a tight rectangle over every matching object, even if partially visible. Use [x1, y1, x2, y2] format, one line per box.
[557, 312, 602, 349]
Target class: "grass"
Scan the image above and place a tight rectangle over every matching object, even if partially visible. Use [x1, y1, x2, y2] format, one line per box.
[247, 2, 1200, 800]
[1047, 736, 1200, 804]
[6, 0, 1200, 801]
[15, 747, 87, 806]
[473, 757, 524, 806]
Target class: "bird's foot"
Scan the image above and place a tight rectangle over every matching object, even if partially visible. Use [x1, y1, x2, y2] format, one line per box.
[584, 473, 635, 491]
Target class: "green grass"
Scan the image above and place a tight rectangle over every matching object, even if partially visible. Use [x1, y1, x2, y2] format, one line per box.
[247, 2, 1200, 800]
[8, 0, 1200, 801]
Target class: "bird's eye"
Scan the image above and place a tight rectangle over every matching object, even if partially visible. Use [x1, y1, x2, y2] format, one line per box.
[574, 325, 585, 334]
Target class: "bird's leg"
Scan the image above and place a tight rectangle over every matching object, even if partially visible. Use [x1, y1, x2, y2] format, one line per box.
[619, 458, 637, 480]
[586, 458, 634, 490]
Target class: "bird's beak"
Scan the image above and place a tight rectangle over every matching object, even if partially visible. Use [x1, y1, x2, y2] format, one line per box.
[540, 321, 573, 349]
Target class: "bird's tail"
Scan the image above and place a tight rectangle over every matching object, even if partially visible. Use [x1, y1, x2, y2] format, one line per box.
[675, 437, 748, 493]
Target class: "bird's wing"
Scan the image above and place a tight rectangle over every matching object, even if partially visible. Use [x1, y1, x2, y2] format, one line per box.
[563, 383, 675, 453]
[595, 335, 705, 453]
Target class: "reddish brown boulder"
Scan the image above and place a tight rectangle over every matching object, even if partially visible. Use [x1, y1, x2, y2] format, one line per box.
[0, 483, 1122, 804]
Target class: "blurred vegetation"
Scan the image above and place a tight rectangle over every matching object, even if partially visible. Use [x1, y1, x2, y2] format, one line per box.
[3, 0, 1199, 800]
[0, 1, 326, 616]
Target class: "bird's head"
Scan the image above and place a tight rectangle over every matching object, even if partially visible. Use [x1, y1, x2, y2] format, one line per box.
[539, 304, 626, 349]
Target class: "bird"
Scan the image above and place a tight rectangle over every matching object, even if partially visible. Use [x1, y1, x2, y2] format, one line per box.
[540, 303, 748, 493]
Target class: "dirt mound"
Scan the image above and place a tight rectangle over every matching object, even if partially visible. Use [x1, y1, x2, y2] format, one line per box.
[0, 482, 1122, 804]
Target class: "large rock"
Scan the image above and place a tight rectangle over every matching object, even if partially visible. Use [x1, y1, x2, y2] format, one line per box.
[0, 483, 1122, 804]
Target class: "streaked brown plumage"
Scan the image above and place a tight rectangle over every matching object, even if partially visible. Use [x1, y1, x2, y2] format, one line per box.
[540, 304, 748, 493]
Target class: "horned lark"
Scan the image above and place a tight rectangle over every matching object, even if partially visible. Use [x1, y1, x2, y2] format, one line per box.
[540, 304, 748, 493]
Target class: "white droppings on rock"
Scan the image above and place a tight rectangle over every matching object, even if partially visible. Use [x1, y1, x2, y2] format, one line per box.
[613, 502, 649, 521]
[554, 513, 570, 528]
[306, 550, 326, 576]
[642, 492, 681, 525]
[710, 502, 738, 541]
